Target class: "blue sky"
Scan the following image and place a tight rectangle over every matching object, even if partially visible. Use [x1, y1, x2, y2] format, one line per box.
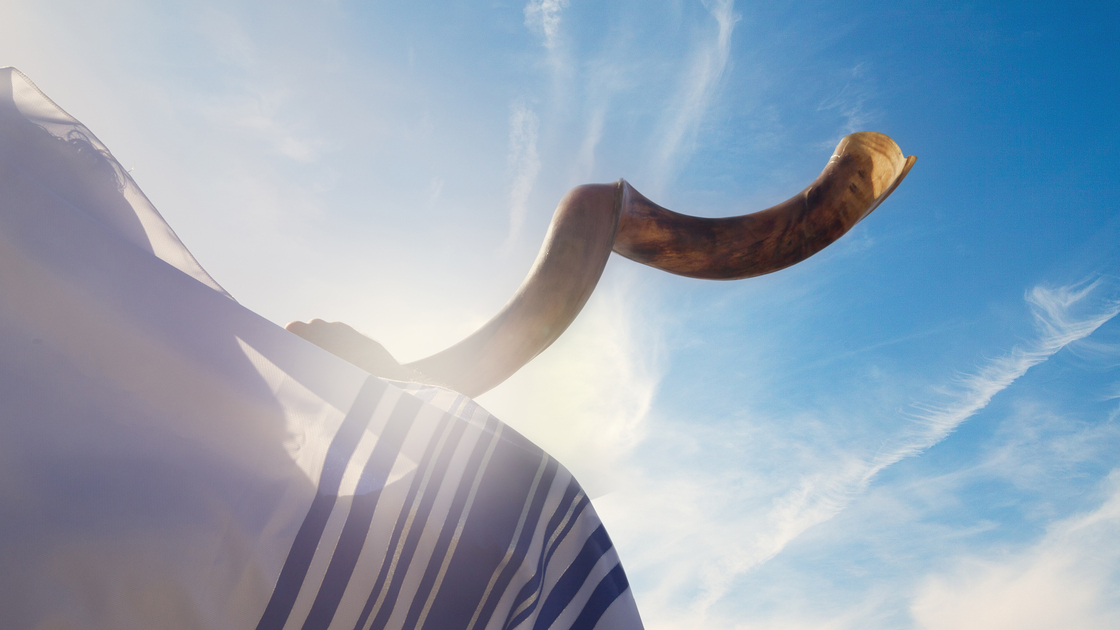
[4, 1, 1120, 628]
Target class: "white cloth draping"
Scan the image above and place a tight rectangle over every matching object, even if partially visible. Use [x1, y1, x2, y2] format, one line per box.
[0, 67, 643, 630]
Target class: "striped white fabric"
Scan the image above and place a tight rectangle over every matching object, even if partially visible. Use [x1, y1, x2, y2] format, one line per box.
[0, 67, 644, 630]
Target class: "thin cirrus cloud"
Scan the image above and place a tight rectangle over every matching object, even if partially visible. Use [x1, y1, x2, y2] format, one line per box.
[503, 98, 541, 248]
[502, 0, 563, 249]
[595, 277, 1120, 629]
[736, 279, 1118, 610]
[868, 279, 1120, 484]
[649, 0, 739, 195]
[524, 0, 570, 51]
[911, 470, 1120, 630]
[816, 63, 880, 142]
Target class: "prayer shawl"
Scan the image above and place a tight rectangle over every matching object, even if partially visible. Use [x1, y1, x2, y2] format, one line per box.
[0, 67, 643, 630]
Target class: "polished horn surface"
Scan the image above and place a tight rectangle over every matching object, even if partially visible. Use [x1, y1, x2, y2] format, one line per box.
[614, 131, 915, 279]
[402, 183, 623, 397]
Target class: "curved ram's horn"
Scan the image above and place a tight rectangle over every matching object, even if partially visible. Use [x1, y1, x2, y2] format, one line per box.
[614, 131, 916, 279]
[288, 131, 914, 397]
[401, 183, 623, 397]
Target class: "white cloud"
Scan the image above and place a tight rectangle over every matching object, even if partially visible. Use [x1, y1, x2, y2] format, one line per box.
[570, 106, 606, 184]
[817, 63, 879, 138]
[597, 277, 1120, 628]
[896, 279, 1120, 461]
[524, 0, 570, 50]
[911, 470, 1120, 630]
[504, 99, 541, 247]
[649, 0, 739, 193]
[703, 279, 1119, 610]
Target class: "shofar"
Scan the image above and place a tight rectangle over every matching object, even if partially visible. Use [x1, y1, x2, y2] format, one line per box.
[288, 131, 916, 397]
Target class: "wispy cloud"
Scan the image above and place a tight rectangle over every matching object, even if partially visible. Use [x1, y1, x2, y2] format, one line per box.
[523, 0, 575, 102]
[504, 99, 541, 247]
[704, 279, 1120, 605]
[649, 0, 739, 192]
[911, 470, 1120, 630]
[895, 279, 1120, 465]
[817, 63, 879, 139]
[570, 106, 606, 184]
[600, 277, 1120, 628]
[524, 0, 570, 50]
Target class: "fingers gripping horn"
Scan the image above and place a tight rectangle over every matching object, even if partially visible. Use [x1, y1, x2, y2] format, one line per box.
[288, 132, 914, 397]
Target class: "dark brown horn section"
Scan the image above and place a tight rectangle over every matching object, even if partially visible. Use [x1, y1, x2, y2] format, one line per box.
[613, 132, 916, 279]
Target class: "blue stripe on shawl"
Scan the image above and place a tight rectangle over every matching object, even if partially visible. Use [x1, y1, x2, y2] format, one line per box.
[300, 392, 423, 629]
[531, 524, 613, 630]
[503, 482, 589, 630]
[255, 377, 388, 630]
[366, 415, 500, 630]
[461, 457, 559, 630]
[352, 403, 467, 630]
[420, 451, 559, 630]
[570, 564, 629, 630]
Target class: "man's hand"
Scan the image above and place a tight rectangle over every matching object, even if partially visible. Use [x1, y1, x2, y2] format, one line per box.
[285, 319, 430, 383]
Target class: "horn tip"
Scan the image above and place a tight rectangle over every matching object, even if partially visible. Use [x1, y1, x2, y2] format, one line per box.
[835, 132, 913, 200]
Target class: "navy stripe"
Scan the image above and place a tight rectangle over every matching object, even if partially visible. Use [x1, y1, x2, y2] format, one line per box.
[506, 479, 581, 615]
[465, 458, 560, 630]
[531, 524, 613, 630]
[350, 404, 463, 630]
[300, 393, 423, 629]
[366, 415, 499, 630]
[501, 488, 582, 627]
[569, 564, 628, 630]
[397, 417, 503, 629]
[256, 377, 388, 630]
[504, 487, 590, 630]
[360, 416, 470, 630]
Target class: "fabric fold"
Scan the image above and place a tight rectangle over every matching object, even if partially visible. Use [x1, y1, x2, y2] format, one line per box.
[0, 67, 642, 630]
